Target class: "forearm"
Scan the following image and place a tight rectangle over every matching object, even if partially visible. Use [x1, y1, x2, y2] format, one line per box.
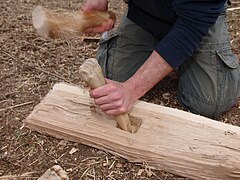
[89, 51, 173, 116]
[123, 50, 173, 101]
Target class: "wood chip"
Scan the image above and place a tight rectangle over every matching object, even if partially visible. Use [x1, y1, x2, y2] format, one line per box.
[69, 147, 78, 155]
[38, 165, 69, 180]
[137, 169, 144, 176]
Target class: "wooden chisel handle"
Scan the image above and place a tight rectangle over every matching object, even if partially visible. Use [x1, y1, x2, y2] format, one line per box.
[79, 58, 132, 132]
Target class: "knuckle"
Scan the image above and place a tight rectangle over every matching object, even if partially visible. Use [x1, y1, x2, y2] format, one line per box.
[119, 106, 127, 113]
[112, 94, 121, 101]
[108, 84, 117, 91]
[115, 101, 123, 108]
[106, 110, 114, 116]
[99, 105, 106, 111]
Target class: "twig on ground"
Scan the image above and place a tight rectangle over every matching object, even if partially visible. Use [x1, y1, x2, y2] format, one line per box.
[1, 159, 22, 168]
[2, 91, 20, 98]
[86, 160, 102, 166]
[0, 176, 38, 179]
[28, 158, 39, 167]
[17, 146, 35, 163]
[108, 160, 116, 170]
[0, 172, 38, 179]
[0, 101, 34, 112]
[227, 7, 240, 11]
[151, 170, 162, 180]
[106, 171, 118, 179]
[81, 156, 101, 163]
[86, 172, 95, 179]
[83, 37, 100, 43]
[35, 142, 56, 160]
[34, 142, 76, 166]
[84, 167, 96, 179]
[0, 100, 7, 104]
[1, 50, 71, 83]
[80, 167, 90, 179]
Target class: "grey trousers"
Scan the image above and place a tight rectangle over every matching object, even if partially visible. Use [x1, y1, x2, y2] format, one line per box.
[96, 11, 240, 119]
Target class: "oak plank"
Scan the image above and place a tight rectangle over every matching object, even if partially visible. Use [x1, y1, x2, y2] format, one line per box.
[24, 83, 240, 180]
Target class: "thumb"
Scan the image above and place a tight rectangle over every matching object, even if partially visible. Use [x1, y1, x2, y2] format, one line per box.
[105, 78, 114, 84]
[83, 19, 114, 34]
[81, 1, 94, 12]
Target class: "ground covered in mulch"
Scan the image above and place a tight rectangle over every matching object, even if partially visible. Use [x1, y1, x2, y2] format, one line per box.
[1, 0, 240, 179]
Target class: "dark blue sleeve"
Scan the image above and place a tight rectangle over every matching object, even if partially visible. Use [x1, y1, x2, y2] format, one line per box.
[155, 0, 226, 68]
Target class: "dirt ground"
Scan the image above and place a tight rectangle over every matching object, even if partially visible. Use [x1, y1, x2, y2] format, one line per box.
[0, 0, 240, 179]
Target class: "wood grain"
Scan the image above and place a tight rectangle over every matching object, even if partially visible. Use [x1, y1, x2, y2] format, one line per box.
[24, 83, 240, 180]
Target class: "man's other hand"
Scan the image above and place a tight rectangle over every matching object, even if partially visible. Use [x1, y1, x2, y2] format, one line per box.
[82, 0, 114, 33]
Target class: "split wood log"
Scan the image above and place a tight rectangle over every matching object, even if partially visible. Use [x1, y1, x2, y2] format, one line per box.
[32, 6, 116, 38]
[24, 83, 240, 180]
[79, 58, 133, 132]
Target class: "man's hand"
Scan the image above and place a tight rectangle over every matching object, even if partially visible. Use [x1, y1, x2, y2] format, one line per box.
[82, 0, 114, 33]
[89, 79, 136, 116]
[82, 0, 108, 12]
[89, 51, 173, 116]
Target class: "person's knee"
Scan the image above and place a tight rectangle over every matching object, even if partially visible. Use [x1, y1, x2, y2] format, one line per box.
[178, 93, 224, 119]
